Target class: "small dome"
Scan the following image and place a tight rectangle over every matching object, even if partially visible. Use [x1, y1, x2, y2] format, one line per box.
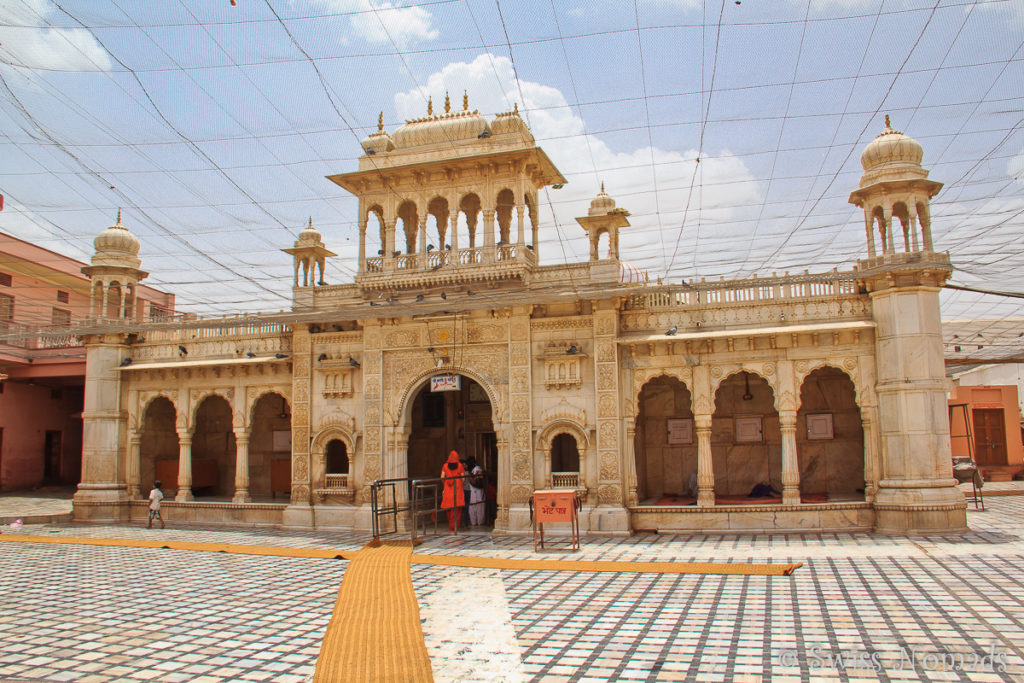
[860, 116, 924, 172]
[589, 183, 617, 216]
[620, 261, 647, 284]
[393, 109, 490, 149]
[361, 131, 395, 155]
[490, 105, 534, 144]
[297, 217, 323, 246]
[92, 210, 141, 267]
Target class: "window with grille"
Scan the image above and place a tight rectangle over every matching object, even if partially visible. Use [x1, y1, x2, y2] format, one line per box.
[0, 293, 13, 322]
[52, 308, 71, 326]
[57, 290, 69, 303]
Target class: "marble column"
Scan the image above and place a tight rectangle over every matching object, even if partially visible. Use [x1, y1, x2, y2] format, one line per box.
[695, 414, 715, 506]
[623, 418, 639, 507]
[779, 410, 801, 505]
[232, 431, 251, 503]
[482, 208, 496, 261]
[127, 432, 142, 499]
[175, 433, 194, 502]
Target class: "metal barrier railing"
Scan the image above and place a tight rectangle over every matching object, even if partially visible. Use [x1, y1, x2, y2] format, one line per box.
[370, 472, 486, 544]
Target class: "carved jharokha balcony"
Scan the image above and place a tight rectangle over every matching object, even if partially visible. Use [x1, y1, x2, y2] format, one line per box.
[357, 244, 537, 292]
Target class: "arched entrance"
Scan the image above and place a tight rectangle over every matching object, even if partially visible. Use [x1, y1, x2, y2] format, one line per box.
[797, 366, 864, 501]
[140, 396, 177, 494]
[191, 395, 235, 498]
[712, 371, 781, 499]
[406, 375, 496, 486]
[248, 392, 291, 499]
[635, 375, 696, 504]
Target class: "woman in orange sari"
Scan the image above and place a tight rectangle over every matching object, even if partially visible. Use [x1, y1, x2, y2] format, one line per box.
[440, 450, 465, 532]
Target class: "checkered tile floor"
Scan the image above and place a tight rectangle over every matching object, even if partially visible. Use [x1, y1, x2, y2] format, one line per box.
[1, 496, 1023, 681]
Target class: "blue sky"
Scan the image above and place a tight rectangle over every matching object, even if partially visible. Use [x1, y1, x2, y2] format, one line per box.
[1, 0, 1022, 324]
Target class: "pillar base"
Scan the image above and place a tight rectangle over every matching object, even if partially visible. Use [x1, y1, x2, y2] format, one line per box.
[232, 491, 252, 504]
[873, 483, 967, 533]
[281, 504, 315, 528]
[175, 488, 194, 502]
[72, 485, 130, 522]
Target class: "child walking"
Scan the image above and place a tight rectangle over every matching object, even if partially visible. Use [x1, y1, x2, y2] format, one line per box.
[148, 480, 165, 529]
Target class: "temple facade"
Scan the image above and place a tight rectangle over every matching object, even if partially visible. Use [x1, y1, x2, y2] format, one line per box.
[71, 102, 967, 534]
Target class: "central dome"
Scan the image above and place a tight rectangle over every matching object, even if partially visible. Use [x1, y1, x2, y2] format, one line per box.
[392, 109, 490, 149]
[589, 184, 617, 216]
[92, 210, 141, 268]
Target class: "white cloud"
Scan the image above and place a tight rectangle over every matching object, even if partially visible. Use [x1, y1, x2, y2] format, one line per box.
[394, 54, 761, 274]
[1009, 150, 1024, 186]
[0, 0, 111, 72]
[309, 0, 437, 47]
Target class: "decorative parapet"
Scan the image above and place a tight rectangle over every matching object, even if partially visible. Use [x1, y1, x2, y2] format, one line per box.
[355, 245, 537, 293]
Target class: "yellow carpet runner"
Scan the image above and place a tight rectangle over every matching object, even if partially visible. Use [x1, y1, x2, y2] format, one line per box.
[0, 535, 800, 575]
[313, 540, 433, 683]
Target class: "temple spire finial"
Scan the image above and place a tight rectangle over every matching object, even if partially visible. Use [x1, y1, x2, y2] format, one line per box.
[463, 90, 469, 111]
[377, 111, 383, 132]
[601, 181, 605, 193]
[308, 216, 313, 229]
[427, 96, 433, 116]
[444, 91, 451, 113]
[884, 114, 891, 129]
[116, 208, 122, 225]
[513, 102, 518, 114]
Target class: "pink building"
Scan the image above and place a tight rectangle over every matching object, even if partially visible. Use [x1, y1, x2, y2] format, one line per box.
[0, 228, 174, 490]
[949, 384, 1024, 481]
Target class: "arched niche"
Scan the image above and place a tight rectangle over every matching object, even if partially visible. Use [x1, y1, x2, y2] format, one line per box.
[311, 424, 358, 496]
[397, 200, 418, 254]
[537, 419, 589, 490]
[635, 375, 695, 503]
[495, 188, 515, 244]
[796, 366, 865, 501]
[248, 392, 291, 498]
[191, 394, 235, 498]
[711, 371, 780, 498]
[140, 396, 178, 495]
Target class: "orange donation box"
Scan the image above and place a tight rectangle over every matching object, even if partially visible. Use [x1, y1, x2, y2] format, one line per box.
[531, 489, 581, 551]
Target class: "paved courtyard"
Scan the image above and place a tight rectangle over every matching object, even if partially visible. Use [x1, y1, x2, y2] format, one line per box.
[0, 490, 1022, 682]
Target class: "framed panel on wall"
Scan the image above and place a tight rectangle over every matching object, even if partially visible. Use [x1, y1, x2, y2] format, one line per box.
[806, 413, 834, 440]
[273, 430, 292, 452]
[666, 418, 693, 445]
[734, 416, 763, 443]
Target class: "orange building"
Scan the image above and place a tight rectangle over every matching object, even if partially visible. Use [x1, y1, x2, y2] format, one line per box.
[948, 384, 1024, 481]
[0, 229, 174, 490]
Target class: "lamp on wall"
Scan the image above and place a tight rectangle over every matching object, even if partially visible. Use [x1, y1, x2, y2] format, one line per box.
[280, 396, 290, 420]
[742, 371, 754, 401]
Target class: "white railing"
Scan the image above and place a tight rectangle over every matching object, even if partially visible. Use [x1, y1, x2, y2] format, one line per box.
[551, 472, 580, 489]
[624, 270, 860, 311]
[325, 473, 349, 489]
[365, 257, 383, 273]
[459, 247, 484, 265]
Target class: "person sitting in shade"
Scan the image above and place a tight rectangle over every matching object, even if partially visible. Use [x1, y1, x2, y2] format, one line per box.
[468, 464, 486, 526]
[440, 450, 465, 533]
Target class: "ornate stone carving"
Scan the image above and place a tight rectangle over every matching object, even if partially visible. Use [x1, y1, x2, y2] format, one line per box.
[468, 324, 504, 343]
[597, 365, 616, 391]
[598, 484, 620, 504]
[709, 366, 723, 378]
[364, 331, 381, 349]
[598, 393, 617, 418]
[384, 329, 419, 348]
[511, 485, 532, 504]
[365, 376, 381, 398]
[541, 399, 586, 428]
[364, 427, 381, 452]
[513, 422, 531, 449]
[776, 390, 797, 412]
[510, 322, 528, 341]
[843, 357, 858, 371]
[531, 317, 592, 331]
[511, 368, 529, 393]
[510, 344, 529, 366]
[512, 397, 529, 420]
[293, 455, 308, 479]
[795, 360, 809, 373]
[513, 454, 531, 480]
[292, 404, 309, 424]
[599, 450, 619, 479]
[595, 316, 614, 336]
[761, 362, 776, 376]
[597, 341, 616, 363]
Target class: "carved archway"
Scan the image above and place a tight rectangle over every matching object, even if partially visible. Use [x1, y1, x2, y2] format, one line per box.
[537, 418, 590, 490]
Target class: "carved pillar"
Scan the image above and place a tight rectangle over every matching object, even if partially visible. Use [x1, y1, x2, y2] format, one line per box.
[233, 431, 251, 503]
[883, 206, 895, 252]
[175, 432, 193, 502]
[779, 410, 800, 505]
[482, 208, 496, 261]
[516, 204, 525, 245]
[593, 303, 624, 515]
[290, 324, 312, 506]
[418, 215, 429, 269]
[448, 204, 459, 252]
[127, 431, 142, 499]
[864, 212, 876, 258]
[358, 213, 367, 273]
[695, 414, 714, 506]
[861, 409, 879, 503]
[624, 418, 638, 507]
[504, 308, 533, 531]
[383, 218, 396, 269]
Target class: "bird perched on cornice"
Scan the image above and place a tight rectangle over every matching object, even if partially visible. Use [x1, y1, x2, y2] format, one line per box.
[666, 325, 678, 336]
